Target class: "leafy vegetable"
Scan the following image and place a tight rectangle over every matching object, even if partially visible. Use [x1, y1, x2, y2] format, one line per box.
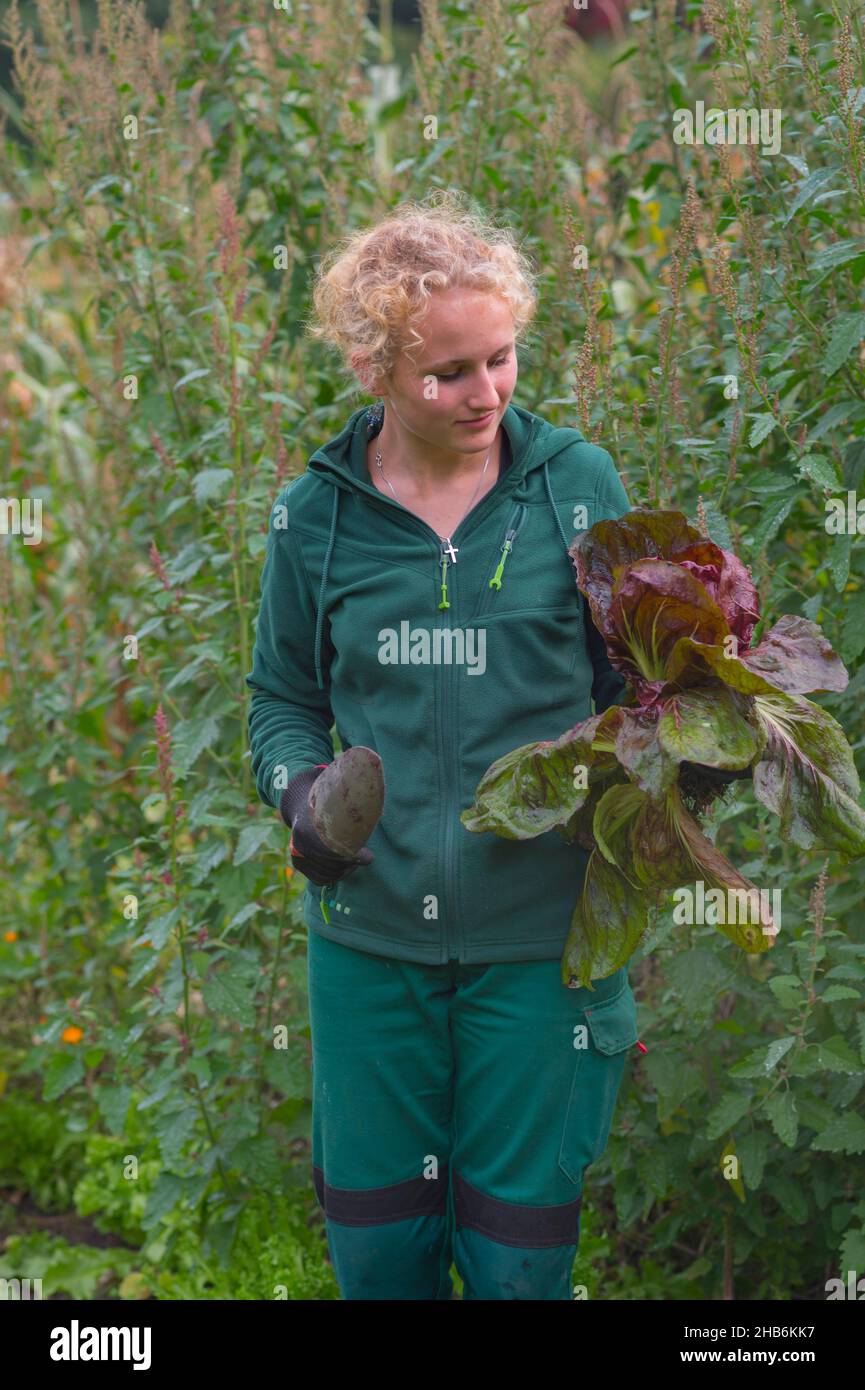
[461, 508, 865, 988]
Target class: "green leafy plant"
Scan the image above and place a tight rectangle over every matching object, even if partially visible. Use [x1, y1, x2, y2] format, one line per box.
[462, 510, 865, 987]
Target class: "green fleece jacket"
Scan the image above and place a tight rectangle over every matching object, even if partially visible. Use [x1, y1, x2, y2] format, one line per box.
[245, 401, 631, 964]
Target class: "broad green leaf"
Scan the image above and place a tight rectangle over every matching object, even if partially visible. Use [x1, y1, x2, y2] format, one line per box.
[796, 453, 841, 492]
[751, 692, 865, 858]
[810, 1113, 865, 1154]
[829, 530, 853, 593]
[233, 820, 280, 865]
[822, 311, 865, 377]
[141, 1173, 190, 1231]
[738, 1130, 769, 1190]
[748, 413, 778, 447]
[816, 1035, 863, 1073]
[561, 844, 654, 988]
[174, 366, 211, 391]
[193, 467, 233, 503]
[840, 592, 865, 665]
[764, 1090, 798, 1147]
[820, 984, 861, 1002]
[658, 685, 760, 770]
[43, 1052, 85, 1102]
[749, 491, 803, 553]
[202, 965, 256, 1023]
[229, 1134, 283, 1187]
[96, 1083, 132, 1136]
[154, 1106, 198, 1166]
[461, 714, 621, 840]
[783, 164, 841, 224]
[706, 1090, 752, 1140]
[810, 239, 864, 273]
[171, 715, 222, 771]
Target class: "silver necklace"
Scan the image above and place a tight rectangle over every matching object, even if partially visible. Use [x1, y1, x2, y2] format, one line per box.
[373, 434, 493, 565]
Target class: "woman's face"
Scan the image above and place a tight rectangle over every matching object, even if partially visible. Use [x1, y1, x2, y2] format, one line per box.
[369, 288, 518, 453]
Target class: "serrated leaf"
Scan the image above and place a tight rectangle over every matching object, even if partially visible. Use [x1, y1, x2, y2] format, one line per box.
[192, 468, 233, 503]
[840, 592, 865, 665]
[706, 1090, 752, 1140]
[229, 1133, 283, 1187]
[829, 530, 853, 593]
[750, 491, 801, 553]
[174, 367, 211, 391]
[153, 1106, 198, 1166]
[43, 1052, 85, 1102]
[227, 902, 259, 930]
[141, 1173, 189, 1231]
[764, 1090, 798, 1146]
[748, 413, 778, 447]
[811, 1112, 865, 1154]
[783, 164, 841, 225]
[135, 906, 181, 952]
[817, 1035, 863, 1073]
[820, 984, 861, 1003]
[822, 312, 865, 377]
[202, 966, 255, 1023]
[765, 1037, 797, 1071]
[96, 1083, 132, 1136]
[810, 238, 865, 273]
[796, 453, 841, 492]
[172, 715, 222, 772]
[233, 820, 280, 865]
[738, 1129, 769, 1190]
[190, 839, 229, 885]
[263, 1045, 310, 1100]
[699, 500, 733, 551]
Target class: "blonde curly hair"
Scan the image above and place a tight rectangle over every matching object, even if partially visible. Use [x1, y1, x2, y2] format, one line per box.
[305, 189, 539, 391]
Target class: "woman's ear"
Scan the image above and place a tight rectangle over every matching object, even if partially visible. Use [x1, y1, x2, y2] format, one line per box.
[351, 351, 376, 397]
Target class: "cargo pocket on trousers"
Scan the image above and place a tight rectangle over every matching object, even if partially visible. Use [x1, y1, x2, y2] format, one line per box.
[557, 985, 639, 1187]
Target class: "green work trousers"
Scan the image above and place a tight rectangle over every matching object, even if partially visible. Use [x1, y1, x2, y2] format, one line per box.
[308, 930, 640, 1300]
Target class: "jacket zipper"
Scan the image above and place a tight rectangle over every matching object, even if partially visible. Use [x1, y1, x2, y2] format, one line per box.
[473, 503, 529, 618]
[435, 506, 529, 959]
[435, 546, 458, 960]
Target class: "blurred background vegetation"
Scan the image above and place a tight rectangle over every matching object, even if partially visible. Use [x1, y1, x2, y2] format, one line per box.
[1, 0, 864, 1300]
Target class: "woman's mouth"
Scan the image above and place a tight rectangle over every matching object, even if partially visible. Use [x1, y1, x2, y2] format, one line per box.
[457, 410, 495, 429]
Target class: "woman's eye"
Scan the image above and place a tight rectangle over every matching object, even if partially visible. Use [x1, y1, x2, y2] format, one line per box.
[439, 354, 511, 381]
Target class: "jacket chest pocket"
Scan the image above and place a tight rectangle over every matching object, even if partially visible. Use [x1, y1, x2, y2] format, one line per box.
[558, 982, 639, 1188]
[471, 504, 582, 618]
[475, 600, 585, 682]
[468, 503, 586, 677]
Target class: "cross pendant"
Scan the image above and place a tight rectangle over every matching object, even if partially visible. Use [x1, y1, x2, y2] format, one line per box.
[442, 537, 459, 564]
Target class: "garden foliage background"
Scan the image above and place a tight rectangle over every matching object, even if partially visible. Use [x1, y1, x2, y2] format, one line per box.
[1, 0, 864, 1300]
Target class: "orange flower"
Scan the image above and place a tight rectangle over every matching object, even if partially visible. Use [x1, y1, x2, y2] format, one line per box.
[285, 866, 294, 880]
[61, 1025, 84, 1044]
[4, 930, 17, 942]
[39, 1015, 47, 1023]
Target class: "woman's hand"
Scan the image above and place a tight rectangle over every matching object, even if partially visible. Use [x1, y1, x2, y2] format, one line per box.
[279, 765, 375, 886]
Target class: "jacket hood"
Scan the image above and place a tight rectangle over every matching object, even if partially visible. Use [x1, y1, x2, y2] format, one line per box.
[302, 402, 590, 690]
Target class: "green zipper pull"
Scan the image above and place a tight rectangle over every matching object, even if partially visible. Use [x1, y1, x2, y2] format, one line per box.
[489, 529, 517, 590]
[438, 545, 451, 610]
[320, 884, 331, 924]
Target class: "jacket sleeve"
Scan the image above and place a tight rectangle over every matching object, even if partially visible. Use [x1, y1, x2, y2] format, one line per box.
[245, 486, 335, 810]
[585, 452, 632, 716]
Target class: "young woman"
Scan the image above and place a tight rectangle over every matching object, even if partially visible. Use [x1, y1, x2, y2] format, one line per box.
[246, 192, 641, 1300]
